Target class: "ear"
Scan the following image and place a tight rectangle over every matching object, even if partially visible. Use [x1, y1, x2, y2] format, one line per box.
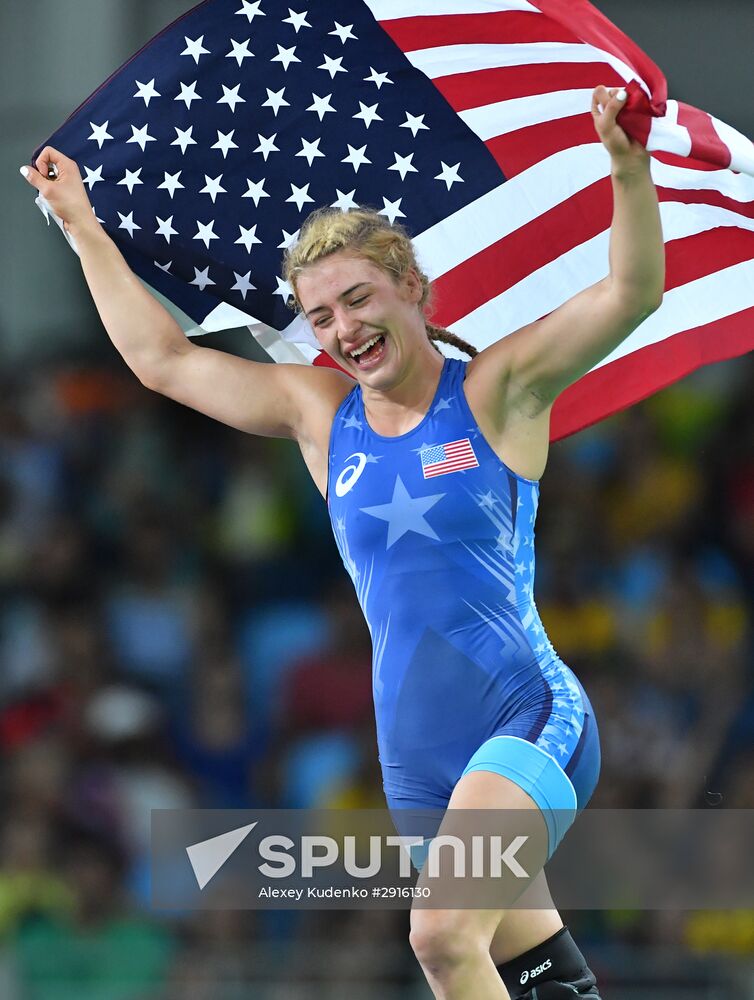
[403, 267, 424, 304]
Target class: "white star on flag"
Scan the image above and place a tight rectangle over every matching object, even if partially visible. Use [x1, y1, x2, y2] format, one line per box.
[158, 171, 184, 198]
[277, 228, 300, 249]
[272, 45, 300, 71]
[379, 197, 406, 224]
[226, 38, 254, 66]
[331, 189, 359, 211]
[82, 165, 104, 189]
[262, 88, 289, 116]
[235, 0, 265, 22]
[127, 124, 156, 151]
[191, 266, 215, 290]
[401, 112, 429, 137]
[307, 93, 336, 120]
[296, 137, 325, 167]
[194, 220, 220, 249]
[318, 54, 347, 79]
[200, 175, 227, 203]
[155, 260, 172, 273]
[287, 182, 315, 211]
[242, 178, 269, 206]
[283, 9, 311, 32]
[117, 211, 140, 237]
[342, 144, 371, 172]
[435, 161, 463, 189]
[87, 121, 112, 148]
[231, 270, 256, 299]
[218, 85, 245, 112]
[273, 276, 293, 301]
[175, 81, 202, 109]
[117, 168, 143, 194]
[353, 102, 382, 128]
[388, 152, 418, 180]
[155, 216, 179, 243]
[134, 79, 161, 106]
[171, 126, 197, 154]
[254, 133, 279, 160]
[181, 36, 210, 63]
[212, 130, 239, 157]
[235, 224, 262, 252]
[329, 21, 357, 43]
[364, 67, 392, 88]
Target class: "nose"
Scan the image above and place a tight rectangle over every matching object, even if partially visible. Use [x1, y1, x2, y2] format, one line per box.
[336, 308, 362, 343]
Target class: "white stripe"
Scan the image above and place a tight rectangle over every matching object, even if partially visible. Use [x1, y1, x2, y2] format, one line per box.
[647, 109, 692, 158]
[451, 201, 754, 350]
[600, 260, 754, 367]
[710, 115, 754, 175]
[412, 142, 611, 281]
[406, 41, 651, 98]
[364, 0, 540, 18]
[459, 88, 593, 140]
[650, 157, 754, 202]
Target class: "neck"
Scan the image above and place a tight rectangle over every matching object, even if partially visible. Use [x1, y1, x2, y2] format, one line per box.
[361, 345, 444, 436]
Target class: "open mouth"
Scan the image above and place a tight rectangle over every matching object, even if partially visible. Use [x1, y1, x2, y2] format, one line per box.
[349, 334, 386, 368]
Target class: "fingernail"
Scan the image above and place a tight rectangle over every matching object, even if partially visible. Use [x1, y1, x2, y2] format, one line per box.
[19, 165, 29, 178]
[617, 88, 627, 101]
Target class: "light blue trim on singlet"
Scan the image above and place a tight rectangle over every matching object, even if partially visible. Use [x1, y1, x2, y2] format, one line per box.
[462, 734, 578, 859]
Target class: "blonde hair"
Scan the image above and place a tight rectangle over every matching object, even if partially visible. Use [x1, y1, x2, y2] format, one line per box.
[282, 207, 478, 358]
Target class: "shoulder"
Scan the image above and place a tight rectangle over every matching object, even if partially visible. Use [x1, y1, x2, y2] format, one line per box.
[283, 363, 356, 436]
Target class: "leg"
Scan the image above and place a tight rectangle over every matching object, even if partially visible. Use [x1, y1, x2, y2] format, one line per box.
[489, 871, 564, 964]
[489, 875, 600, 998]
[409, 770, 550, 1000]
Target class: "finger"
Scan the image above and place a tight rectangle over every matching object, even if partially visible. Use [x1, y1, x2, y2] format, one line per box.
[19, 164, 43, 191]
[34, 146, 66, 182]
[591, 84, 611, 116]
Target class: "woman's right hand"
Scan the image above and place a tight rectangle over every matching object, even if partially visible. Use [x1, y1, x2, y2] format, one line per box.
[19, 146, 101, 237]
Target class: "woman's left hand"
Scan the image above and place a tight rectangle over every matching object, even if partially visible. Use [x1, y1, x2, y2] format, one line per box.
[591, 85, 649, 173]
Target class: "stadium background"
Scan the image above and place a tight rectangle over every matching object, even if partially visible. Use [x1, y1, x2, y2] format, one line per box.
[1, 1, 753, 996]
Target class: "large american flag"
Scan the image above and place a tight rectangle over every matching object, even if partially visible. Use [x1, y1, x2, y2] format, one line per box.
[31, 0, 754, 440]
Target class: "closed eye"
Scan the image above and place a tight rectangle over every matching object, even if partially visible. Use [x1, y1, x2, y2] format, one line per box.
[350, 295, 369, 307]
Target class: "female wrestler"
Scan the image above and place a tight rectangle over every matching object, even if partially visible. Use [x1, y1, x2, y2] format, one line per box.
[21, 84, 663, 999]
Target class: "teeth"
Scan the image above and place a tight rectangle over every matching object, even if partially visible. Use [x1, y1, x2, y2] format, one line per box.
[350, 335, 381, 359]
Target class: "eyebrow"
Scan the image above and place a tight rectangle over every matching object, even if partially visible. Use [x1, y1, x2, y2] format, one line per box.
[305, 282, 371, 318]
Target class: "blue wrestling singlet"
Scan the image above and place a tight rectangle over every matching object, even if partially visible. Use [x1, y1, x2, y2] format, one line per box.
[326, 357, 600, 855]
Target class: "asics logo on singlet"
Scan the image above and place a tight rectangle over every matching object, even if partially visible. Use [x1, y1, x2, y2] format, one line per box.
[519, 959, 552, 985]
[335, 452, 367, 497]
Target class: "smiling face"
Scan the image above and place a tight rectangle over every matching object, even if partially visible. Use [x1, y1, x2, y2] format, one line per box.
[295, 250, 437, 391]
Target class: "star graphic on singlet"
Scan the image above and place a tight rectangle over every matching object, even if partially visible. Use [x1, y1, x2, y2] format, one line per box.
[432, 396, 453, 415]
[477, 490, 498, 510]
[365, 453, 382, 463]
[342, 415, 362, 430]
[360, 475, 445, 549]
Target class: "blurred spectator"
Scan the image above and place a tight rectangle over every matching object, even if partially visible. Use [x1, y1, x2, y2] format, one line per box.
[12, 829, 174, 1000]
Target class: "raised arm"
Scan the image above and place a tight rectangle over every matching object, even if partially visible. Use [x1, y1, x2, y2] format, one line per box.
[477, 86, 665, 416]
[19, 148, 350, 441]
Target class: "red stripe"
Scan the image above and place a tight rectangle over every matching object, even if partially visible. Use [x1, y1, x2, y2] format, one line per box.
[532, 0, 667, 113]
[676, 102, 732, 170]
[657, 185, 754, 221]
[551, 305, 754, 441]
[485, 111, 598, 177]
[379, 11, 581, 53]
[653, 150, 724, 173]
[430, 177, 614, 327]
[663, 227, 754, 293]
[434, 62, 623, 112]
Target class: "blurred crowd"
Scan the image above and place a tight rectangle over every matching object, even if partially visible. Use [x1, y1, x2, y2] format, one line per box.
[0, 348, 753, 998]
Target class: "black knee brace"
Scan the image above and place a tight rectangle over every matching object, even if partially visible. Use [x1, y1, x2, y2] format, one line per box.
[496, 926, 601, 998]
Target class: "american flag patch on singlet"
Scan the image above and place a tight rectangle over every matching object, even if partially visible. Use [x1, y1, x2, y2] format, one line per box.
[420, 439, 479, 479]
